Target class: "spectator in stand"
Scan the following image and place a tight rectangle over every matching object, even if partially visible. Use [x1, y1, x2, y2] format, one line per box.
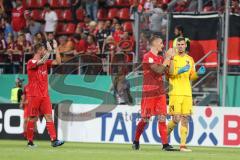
[0, 32, 6, 73]
[1, 17, 13, 41]
[75, 23, 84, 35]
[58, 36, 75, 62]
[11, 0, 27, 39]
[0, 0, 4, 16]
[33, 32, 45, 45]
[5, 35, 22, 73]
[73, 34, 87, 55]
[88, 21, 98, 35]
[0, 31, 6, 54]
[70, 0, 82, 24]
[44, 3, 58, 36]
[86, 34, 99, 55]
[28, 17, 42, 36]
[173, 25, 190, 52]
[104, 20, 113, 35]
[147, 0, 165, 32]
[45, 32, 58, 53]
[16, 33, 32, 54]
[57, 36, 75, 74]
[231, 0, 240, 14]
[112, 22, 124, 44]
[85, 0, 98, 21]
[118, 31, 135, 53]
[96, 21, 108, 53]
[111, 17, 120, 32]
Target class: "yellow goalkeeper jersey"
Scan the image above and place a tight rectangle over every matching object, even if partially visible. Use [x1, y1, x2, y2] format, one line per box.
[168, 53, 198, 96]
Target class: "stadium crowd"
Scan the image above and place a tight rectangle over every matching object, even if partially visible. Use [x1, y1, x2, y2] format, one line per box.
[0, 0, 239, 74]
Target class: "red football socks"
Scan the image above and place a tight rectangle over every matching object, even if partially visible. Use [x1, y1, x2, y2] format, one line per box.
[46, 121, 57, 141]
[26, 120, 35, 142]
[134, 119, 147, 142]
[158, 121, 168, 144]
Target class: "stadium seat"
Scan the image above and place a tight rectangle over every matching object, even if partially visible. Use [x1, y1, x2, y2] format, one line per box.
[60, 0, 71, 8]
[116, 0, 130, 7]
[77, 22, 86, 29]
[97, 8, 108, 21]
[76, 8, 85, 21]
[119, 8, 130, 20]
[63, 10, 73, 21]
[108, 8, 119, 19]
[64, 23, 76, 34]
[123, 22, 133, 33]
[27, 0, 39, 8]
[56, 23, 65, 34]
[49, 0, 59, 8]
[22, 0, 28, 8]
[55, 9, 64, 21]
[39, 0, 48, 7]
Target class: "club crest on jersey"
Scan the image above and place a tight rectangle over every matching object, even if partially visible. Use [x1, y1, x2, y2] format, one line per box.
[148, 57, 154, 63]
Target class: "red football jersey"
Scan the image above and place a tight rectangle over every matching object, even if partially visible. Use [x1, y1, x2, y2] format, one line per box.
[11, 6, 26, 32]
[23, 85, 29, 97]
[142, 51, 165, 98]
[27, 59, 53, 97]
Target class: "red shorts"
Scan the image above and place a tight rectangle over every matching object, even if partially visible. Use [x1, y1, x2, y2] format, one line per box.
[27, 96, 52, 117]
[141, 95, 167, 118]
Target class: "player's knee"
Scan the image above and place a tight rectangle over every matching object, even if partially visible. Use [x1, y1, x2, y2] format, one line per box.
[158, 115, 166, 122]
[29, 116, 38, 121]
[44, 114, 53, 122]
[181, 116, 189, 126]
[173, 115, 181, 123]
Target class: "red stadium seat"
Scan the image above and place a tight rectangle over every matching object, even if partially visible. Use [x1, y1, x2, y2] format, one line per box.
[116, 0, 130, 7]
[77, 22, 86, 29]
[55, 9, 64, 21]
[56, 23, 65, 34]
[123, 22, 133, 33]
[39, 0, 48, 7]
[60, 0, 71, 7]
[49, 0, 59, 8]
[119, 8, 130, 20]
[108, 8, 119, 19]
[27, 0, 38, 8]
[63, 10, 73, 21]
[76, 8, 85, 21]
[64, 23, 76, 34]
[22, 0, 28, 8]
[97, 8, 108, 20]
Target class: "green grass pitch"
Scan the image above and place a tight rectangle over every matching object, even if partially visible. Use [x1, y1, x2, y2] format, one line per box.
[0, 140, 239, 160]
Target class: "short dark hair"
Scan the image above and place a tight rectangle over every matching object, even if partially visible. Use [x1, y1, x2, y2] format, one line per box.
[34, 43, 45, 53]
[44, 3, 51, 9]
[177, 37, 186, 42]
[149, 35, 162, 45]
[175, 25, 184, 33]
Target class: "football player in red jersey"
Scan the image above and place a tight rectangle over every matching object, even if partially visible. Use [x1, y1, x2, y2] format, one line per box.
[26, 43, 64, 147]
[132, 35, 175, 151]
[20, 84, 30, 138]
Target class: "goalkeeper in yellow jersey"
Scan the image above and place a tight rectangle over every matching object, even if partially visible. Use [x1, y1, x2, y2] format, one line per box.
[167, 37, 206, 152]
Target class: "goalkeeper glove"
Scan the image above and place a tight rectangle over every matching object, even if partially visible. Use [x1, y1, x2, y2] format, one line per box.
[178, 64, 190, 74]
[197, 66, 206, 75]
